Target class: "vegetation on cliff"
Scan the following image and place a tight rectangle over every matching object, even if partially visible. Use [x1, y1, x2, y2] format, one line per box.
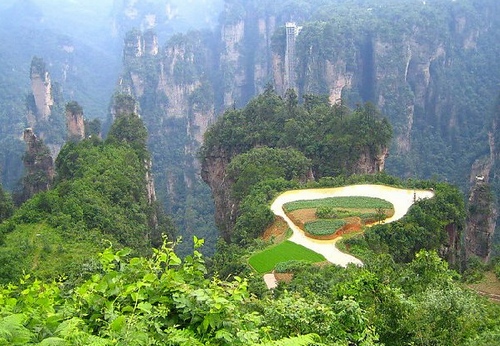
[201, 88, 391, 242]
[346, 181, 465, 266]
[202, 89, 391, 178]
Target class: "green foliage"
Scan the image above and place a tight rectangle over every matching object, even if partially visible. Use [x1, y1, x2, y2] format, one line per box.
[233, 178, 299, 244]
[202, 89, 392, 179]
[462, 255, 487, 283]
[495, 262, 500, 280]
[0, 240, 382, 345]
[228, 147, 311, 200]
[262, 292, 379, 345]
[106, 112, 149, 161]
[65, 100, 83, 115]
[84, 118, 101, 138]
[0, 236, 496, 345]
[248, 241, 325, 274]
[268, 248, 499, 346]
[304, 219, 346, 236]
[274, 260, 313, 273]
[315, 206, 336, 219]
[353, 182, 466, 264]
[30, 56, 47, 77]
[0, 184, 13, 223]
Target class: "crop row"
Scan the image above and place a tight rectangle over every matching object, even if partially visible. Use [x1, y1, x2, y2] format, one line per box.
[283, 196, 393, 212]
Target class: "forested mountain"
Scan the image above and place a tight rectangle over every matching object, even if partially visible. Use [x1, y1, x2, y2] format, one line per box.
[111, 0, 500, 257]
[201, 90, 392, 241]
[0, 0, 499, 256]
[0, 107, 175, 283]
[0, 0, 120, 190]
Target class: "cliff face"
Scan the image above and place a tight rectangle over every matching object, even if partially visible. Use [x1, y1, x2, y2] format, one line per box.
[118, 30, 219, 251]
[220, 20, 246, 107]
[354, 147, 389, 175]
[200, 147, 234, 241]
[29, 57, 54, 123]
[465, 181, 497, 262]
[65, 102, 85, 141]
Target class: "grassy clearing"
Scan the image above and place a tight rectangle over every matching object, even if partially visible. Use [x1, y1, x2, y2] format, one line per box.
[304, 219, 346, 236]
[248, 240, 326, 273]
[283, 196, 393, 212]
[1, 223, 106, 281]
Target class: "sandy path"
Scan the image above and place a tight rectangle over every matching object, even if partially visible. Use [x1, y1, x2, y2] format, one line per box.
[270, 184, 435, 267]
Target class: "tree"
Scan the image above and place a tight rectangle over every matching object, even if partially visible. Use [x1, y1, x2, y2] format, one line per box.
[0, 184, 13, 222]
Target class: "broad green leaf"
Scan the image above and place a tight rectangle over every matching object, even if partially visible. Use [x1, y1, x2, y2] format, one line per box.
[110, 315, 126, 332]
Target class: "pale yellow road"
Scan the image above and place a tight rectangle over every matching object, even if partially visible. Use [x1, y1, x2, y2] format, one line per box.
[270, 184, 435, 267]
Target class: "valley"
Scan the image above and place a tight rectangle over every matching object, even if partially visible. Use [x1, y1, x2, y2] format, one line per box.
[0, 1, 499, 344]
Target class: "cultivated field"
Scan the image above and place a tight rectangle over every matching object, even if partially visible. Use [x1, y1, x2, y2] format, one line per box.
[285, 196, 394, 238]
[283, 196, 393, 212]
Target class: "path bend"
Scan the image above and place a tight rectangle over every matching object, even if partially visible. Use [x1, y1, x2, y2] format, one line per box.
[270, 184, 435, 267]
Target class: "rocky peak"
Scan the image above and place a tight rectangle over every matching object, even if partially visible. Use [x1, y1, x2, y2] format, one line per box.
[143, 30, 159, 56]
[465, 127, 497, 263]
[110, 94, 140, 121]
[19, 128, 54, 203]
[124, 29, 159, 60]
[354, 147, 389, 174]
[465, 181, 497, 263]
[200, 147, 235, 241]
[30, 57, 54, 121]
[65, 101, 85, 141]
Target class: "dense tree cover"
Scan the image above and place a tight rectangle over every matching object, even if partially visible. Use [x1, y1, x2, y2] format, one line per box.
[202, 88, 392, 179]
[0, 184, 13, 223]
[268, 250, 500, 346]
[0, 240, 325, 346]
[233, 178, 299, 245]
[0, 114, 174, 283]
[1, 240, 495, 345]
[227, 147, 311, 200]
[346, 182, 466, 265]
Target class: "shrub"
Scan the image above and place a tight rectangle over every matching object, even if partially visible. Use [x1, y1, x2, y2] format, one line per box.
[315, 206, 337, 219]
[274, 260, 312, 273]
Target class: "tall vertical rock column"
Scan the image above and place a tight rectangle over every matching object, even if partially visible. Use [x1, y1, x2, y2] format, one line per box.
[19, 128, 55, 203]
[65, 101, 85, 141]
[30, 57, 54, 122]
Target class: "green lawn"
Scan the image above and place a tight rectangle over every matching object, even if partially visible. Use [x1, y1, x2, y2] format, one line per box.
[248, 240, 326, 273]
[283, 196, 393, 212]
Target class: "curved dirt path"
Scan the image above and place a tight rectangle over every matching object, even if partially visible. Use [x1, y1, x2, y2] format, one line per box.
[270, 184, 435, 268]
